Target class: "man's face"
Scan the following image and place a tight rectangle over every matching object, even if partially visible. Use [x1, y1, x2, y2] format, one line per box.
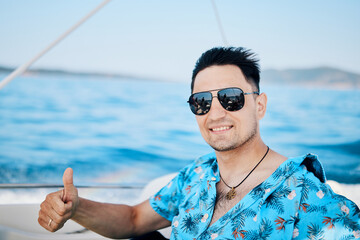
[193, 64, 262, 152]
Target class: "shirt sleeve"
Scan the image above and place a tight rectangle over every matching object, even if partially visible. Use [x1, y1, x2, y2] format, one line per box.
[296, 172, 360, 239]
[149, 167, 187, 222]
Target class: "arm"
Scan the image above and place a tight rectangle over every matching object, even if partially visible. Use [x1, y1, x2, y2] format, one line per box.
[72, 198, 171, 238]
[38, 168, 171, 238]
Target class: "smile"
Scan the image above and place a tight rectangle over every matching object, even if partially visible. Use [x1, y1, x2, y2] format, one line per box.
[210, 126, 233, 132]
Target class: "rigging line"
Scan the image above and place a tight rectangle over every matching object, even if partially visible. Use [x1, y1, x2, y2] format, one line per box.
[210, 0, 229, 46]
[0, 0, 112, 90]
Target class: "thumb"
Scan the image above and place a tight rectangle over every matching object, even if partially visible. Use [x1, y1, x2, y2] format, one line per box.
[62, 168, 75, 202]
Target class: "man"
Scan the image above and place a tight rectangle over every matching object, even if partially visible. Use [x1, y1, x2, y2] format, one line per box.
[39, 47, 360, 239]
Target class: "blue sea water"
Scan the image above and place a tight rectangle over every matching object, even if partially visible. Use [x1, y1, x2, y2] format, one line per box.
[0, 74, 359, 193]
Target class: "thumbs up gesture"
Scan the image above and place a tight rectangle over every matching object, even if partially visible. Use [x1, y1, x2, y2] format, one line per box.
[38, 168, 79, 232]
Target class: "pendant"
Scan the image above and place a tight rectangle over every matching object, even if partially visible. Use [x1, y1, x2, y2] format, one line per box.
[226, 187, 236, 200]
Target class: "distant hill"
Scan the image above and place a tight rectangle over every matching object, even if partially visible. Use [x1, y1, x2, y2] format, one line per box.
[0, 66, 13, 73]
[1, 65, 359, 89]
[0, 66, 141, 81]
[262, 67, 360, 89]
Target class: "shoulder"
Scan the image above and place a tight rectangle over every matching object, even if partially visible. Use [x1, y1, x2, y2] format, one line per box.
[291, 154, 360, 238]
[284, 154, 359, 219]
[157, 152, 217, 191]
[178, 152, 217, 178]
[289, 154, 352, 206]
[194, 151, 217, 167]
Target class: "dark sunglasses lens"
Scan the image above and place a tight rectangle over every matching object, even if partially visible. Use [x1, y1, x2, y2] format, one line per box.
[188, 92, 212, 115]
[218, 88, 244, 111]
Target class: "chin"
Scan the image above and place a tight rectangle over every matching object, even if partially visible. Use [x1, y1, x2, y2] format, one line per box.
[210, 143, 238, 152]
[210, 129, 258, 152]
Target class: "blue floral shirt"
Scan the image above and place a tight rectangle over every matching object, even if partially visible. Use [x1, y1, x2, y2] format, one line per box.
[149, 153, 360, 239]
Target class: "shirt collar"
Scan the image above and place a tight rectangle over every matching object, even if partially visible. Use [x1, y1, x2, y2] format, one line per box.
[199, 152, 326, 184]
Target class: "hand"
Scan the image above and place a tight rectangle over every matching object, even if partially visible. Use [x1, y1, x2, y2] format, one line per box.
[38, 168, 79, 232]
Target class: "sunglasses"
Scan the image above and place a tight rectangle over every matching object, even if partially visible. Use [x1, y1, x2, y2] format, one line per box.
[188, 87, 259, 115]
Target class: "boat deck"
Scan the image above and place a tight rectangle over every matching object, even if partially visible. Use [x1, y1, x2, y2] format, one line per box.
[0, 204, 112, 239]
[0, 173, 176, 240]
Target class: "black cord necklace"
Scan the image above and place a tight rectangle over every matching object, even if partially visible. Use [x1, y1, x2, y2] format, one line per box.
[220, 146, 270, 200]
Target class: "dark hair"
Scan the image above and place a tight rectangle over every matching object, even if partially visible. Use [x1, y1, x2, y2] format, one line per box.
[191, 47, 260, 92]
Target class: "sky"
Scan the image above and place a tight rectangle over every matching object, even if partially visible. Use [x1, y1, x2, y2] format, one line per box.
[0, 0, 359, 82]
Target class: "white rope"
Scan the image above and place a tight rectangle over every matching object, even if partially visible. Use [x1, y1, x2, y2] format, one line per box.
[0, 0, 111, 90]
[210, 0, 228, 46]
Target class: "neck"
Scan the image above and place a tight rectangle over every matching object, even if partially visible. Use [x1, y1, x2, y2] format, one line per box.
[215, 137, 269, 180]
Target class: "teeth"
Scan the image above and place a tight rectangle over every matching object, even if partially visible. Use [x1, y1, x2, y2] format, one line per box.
[212, 126, 231, 132]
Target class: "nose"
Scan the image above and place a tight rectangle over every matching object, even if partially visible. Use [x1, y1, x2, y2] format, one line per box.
[207, 95, 226, 120]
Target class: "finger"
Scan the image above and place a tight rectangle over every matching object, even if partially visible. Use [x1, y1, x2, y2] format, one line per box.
[38, 209, 62, 232]
[38, 218, 64, 233]
[45, 190, 68, 217]
[61, 189, 64, 202]
[38, 213, 52, 232]
[62, 168, 74, 202]
[64, 201, 73, 212]
[43, 190, 74, 223]
[40, 200, 69, 225]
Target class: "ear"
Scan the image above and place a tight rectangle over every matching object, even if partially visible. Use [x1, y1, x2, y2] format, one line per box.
[256, 92, 267, 120]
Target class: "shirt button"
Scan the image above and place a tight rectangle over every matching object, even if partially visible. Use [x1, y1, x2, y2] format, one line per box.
[211, 177, 216, 181]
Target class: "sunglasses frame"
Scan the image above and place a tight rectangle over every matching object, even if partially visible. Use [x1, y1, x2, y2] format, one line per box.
[188, 87, 259, 115]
